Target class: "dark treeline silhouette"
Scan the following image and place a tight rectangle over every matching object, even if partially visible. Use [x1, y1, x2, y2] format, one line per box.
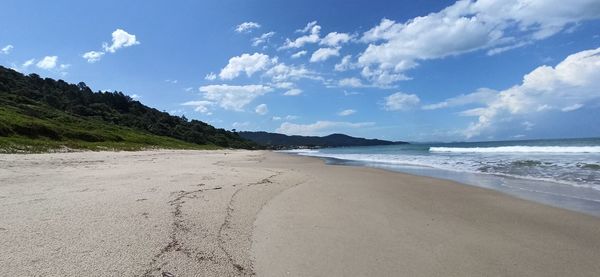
[239, 131, 407, 149]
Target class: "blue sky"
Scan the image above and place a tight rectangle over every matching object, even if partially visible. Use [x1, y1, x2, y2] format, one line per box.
[1, 0, 600, 142]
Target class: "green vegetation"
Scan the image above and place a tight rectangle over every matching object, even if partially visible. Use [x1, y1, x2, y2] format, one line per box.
[0, 66, 258, 153]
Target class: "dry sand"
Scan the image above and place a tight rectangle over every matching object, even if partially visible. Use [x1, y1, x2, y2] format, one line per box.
[1, 150, 599, 276]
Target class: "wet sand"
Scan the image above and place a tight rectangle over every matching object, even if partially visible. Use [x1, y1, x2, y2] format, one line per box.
[1, 150, 599, 276]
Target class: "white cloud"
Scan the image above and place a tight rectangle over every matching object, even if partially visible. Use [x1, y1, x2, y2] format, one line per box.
[22, 59, 35, 68]
[383, 92, 420, 111]
[358, 0, 600, 85]
[252, 31, 275, 46]
[235, 22, 261, 33]
[283, 88, 303, 96]
[219, 53, 273, 80]
[199, 84, 273, 111]
[334, 55, 354, 71]
[255, 103, 268, 115]
[205, 72, 217, 81]
[338, 77, 365, 88]
[82, 51, 104, 63]
[272, 115, 299, 121]
[102, 29, 140, 53]
[1, 45, 13, 54]
[462, 47, 600, 138]
[361, 66, 410, 86]
[320, 32, 353, 47]
[522, 121, 535, 130]
[271, 82, 295, 89]
[291, 50, 307, 59]
[421, 88, 497, 110]
[276, 121, 375, 136]
[561, 103, 584, 112]
[280, 21, 321, 49]
[338, 109, 356, 116]
[36, 56, 58, 70]
[232, 121, 251, 128]
[296, 21, 319, 33]
[130, 94, 141, 100]
[310, 47, 340, 63]
[182, 100, 214, 114]
[264, 62, 320, 82]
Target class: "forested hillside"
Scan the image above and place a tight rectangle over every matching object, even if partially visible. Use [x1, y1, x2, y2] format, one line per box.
[239, 131, 407, 149]
[0, 66, 258, 152]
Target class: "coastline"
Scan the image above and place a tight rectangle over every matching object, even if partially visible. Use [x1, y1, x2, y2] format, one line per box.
[1, 150, 599, 276]
[312, 155, 600, 217]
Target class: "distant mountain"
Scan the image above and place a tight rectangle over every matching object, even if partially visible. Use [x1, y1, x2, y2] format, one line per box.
[238, 131, 407, 149]
[0, 66, 258, 152]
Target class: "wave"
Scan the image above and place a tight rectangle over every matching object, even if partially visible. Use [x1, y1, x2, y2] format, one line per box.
[278, 149, 320, 154]
[429, 146, 600, 154]
[285, 151, 600, 191]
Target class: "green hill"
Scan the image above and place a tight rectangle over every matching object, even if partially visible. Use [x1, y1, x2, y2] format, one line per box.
[239, 131, 407, 149]
[0, 66, 258, 153]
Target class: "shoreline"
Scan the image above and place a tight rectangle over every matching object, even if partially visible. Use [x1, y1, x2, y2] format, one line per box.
[285, 152, 600, 218]
[255, 152, 600, 276]
[1, 150, 599, 276]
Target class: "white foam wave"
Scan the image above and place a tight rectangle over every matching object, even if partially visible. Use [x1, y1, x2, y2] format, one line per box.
[429, 146, 600, 153]
[278, 149, 320, 154]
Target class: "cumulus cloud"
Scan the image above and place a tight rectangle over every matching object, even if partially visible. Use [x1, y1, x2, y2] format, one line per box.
[1, 45, 13, 54]
[272, 115, 299, 121]
[252, 31, 275, 46]
[283, 88, 303, 96]
[82, 51, 105, 63]
[219, 53, 273, 80]
[462, 47, 600, 138]
[280, 21, 321, 49]
[334, 55, 354, 71]
[338, 77, 365, 88]
[320, 32, 353, 47]
[338, 109, 356, 116]
[82, 29, 139, 63]
[102, 29, 140, 53]
[358, 0, 600, 86]
[310, 47, 340, 62]
[236, 22, 261, 33]
[199, 84, 273, 111]
[361, 66, 410, 86]
[291, 50, 307, 59]
[205, 72, 217, 81]
[232, 122, 251, 128]
[421, 88, 497, 110]
[383, 92, 420, 111]
[255, 103, 268, 115]
[22, 59, 35, 68]
[264, 62, 320, 82]
[182, 100, 214, 114]
[36, 56, 58, 70]
[276, 121, 375, 136]
[561, 103, 584, 112]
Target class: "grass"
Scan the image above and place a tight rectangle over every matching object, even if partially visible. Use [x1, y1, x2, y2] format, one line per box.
[0, 104, 220, 154]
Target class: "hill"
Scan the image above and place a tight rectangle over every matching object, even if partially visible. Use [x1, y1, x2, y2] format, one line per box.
[0, 66, 258, 153]
[238, 131, 407, 149]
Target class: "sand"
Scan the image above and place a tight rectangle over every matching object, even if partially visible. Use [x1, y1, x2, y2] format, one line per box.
[1, 150, 599, 276]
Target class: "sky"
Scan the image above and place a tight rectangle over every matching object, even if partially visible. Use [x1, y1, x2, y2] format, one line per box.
[1, 0, 600, 142]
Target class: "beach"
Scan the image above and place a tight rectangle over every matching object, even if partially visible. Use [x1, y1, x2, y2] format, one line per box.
[1, 150, 599, 276]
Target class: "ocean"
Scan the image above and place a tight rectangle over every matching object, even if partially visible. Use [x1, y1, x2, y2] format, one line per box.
[282, 137, 600, 217]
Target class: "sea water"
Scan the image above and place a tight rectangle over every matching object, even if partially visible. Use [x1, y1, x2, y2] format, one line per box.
[282, 137, 600, 217]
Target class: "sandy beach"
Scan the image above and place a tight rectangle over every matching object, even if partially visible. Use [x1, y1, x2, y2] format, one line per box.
[1, 150, 599, 276]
